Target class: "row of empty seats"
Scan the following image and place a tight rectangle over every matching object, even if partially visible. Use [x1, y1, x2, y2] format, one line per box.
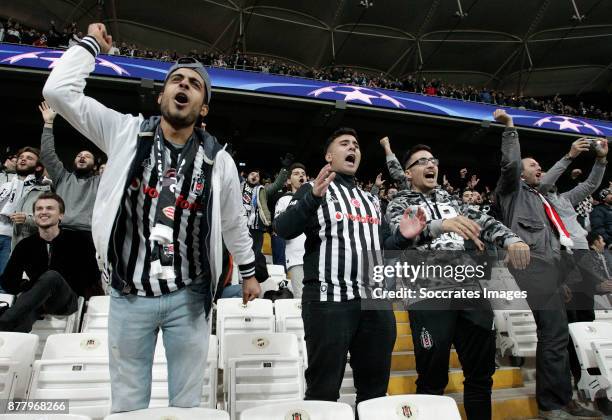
[0, 395, 461, 419]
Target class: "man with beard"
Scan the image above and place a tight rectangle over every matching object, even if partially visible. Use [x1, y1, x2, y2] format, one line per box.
[242, 156, 291, 255]
[39, 101, 100, 232]
[0, 192, 103, 332]
[494, 109, 603, 419]
[273, 162, 307, 298]
[43, 23, 257, 412]
[0, 147, 50, 263]
[0, 154, 16, 184]
[274, 127, 427, 408]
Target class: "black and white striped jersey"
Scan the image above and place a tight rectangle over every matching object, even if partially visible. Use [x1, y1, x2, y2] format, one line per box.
[274, 173, 386, 302]
[109, 139, 211, 296]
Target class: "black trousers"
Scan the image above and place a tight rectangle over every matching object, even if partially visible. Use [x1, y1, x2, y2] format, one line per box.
[409, 304, 496, 420]
[302, 299, 396, 413]
[0, 270, 78, 333]
[510, 259, 573, 411]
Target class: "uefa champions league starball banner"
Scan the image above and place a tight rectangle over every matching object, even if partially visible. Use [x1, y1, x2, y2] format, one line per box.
[2, 43, 611, 137]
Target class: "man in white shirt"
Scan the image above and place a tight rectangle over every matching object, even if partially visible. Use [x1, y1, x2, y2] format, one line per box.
[274, 163, 307, 298]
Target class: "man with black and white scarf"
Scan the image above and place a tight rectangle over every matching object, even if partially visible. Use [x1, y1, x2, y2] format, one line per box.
[43, 22, 257, 413]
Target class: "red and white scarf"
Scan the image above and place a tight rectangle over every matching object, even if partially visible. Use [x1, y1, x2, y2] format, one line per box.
[534, 190, 574, 248]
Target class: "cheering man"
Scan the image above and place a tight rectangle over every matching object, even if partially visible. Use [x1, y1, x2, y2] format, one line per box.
[43, 23, 257, 412]
[274, 128, 426, 408]
[386, 144, 530, 420]
[494, 109, 602, 419]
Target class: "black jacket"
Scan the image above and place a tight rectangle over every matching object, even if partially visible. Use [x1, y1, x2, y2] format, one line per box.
[0, 229, 103, 299]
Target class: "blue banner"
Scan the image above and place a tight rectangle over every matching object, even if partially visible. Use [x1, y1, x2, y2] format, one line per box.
[2, 43, 611, 137]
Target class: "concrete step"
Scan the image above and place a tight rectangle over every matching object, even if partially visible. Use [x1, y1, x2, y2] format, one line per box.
[451, 382, 538, 420]
[393, 334, 413, 352]
[388, 367, 524, 395]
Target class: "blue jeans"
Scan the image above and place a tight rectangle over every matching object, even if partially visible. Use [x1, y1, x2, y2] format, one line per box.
[108, 283, 210, 412]
[0, 235, 11, 290]
[271, 234, 286, 271]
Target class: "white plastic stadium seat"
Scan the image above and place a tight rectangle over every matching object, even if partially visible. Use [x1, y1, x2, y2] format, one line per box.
[595, 308, 612, 323]
[569, 322, 612, 401]
[216, 298, 275, 367]
[31, 296, 85, 357]
[103, 407, 229, 419]
[224, 332, 304, 420]
[339, 363, 356, 408]
[572, 322, 612, 400]
[274, 299, 307, 364]
[494, 310, 537, 357]
[0, 332, 38, 410]
[150, 335, 218, 409]
[1, 415, 92, 419]
[28, 333, 111, 419]
[357, 394, 461, 420]
[240, 400, 353, 420]
[0, 293, 15, 306]
[81, 296, 111, 333]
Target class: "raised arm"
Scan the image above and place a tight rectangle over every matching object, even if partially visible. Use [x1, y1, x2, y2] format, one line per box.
[539, 138, 591, 194]
[42, 23, 141, 156]
[380, 137, 409, 190]
[38, 102, 67, 184]
[493, 109, 522, 196]
[562, 141, 608, 206]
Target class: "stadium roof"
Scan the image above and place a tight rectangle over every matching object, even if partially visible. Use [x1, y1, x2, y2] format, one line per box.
[4, 0, 612, 96]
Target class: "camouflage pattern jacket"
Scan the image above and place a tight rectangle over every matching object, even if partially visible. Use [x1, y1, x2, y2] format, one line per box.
[385, 188, 522, 295]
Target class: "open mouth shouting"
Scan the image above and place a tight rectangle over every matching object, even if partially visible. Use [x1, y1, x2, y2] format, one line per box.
[345, 153, 356, 166]
[174, 92, 189, 108]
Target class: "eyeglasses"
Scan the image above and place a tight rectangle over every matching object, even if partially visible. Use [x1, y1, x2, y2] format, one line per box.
[406, 157, 439, 169]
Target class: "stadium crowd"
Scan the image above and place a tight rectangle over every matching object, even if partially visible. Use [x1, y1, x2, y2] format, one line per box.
[1, 16, 611, 122]
[2, 21, 612, 420]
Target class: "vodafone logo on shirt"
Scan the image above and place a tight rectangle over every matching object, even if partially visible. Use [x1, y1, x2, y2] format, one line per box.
[334, 211, 380, 225]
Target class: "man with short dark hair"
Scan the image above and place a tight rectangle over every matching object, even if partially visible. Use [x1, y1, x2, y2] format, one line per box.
[0, 192, 103, 332]
[43, 22, 257, 412]
[38, 101, 100, 232]
[274, 127, 426, 407]
[386, 143, 529, 420]
[241, 155, 291, 254]
[274, 162, 307, 298]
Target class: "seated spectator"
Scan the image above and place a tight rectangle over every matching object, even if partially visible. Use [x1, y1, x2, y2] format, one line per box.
[0, 192, 103, 332]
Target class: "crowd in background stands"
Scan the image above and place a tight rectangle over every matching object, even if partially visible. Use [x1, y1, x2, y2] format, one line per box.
[1, 16, 611, 122]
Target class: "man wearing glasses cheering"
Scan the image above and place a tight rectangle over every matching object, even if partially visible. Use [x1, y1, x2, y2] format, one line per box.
[43, 23, 258, 412]
[386, 144, 530, 420]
